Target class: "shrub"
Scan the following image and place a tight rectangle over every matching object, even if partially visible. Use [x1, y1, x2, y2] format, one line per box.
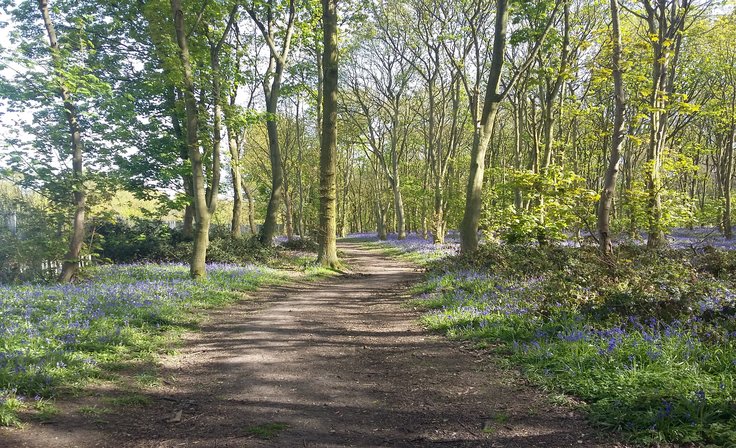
[418, 242, 736, 444]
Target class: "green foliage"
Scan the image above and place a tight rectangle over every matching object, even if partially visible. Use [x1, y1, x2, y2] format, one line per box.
[94, 218, 177, 264]
[484, 167, 598, 244]
[91, 219, 276, 266]
[0, 391, 22, 427]
[0, 185, 67, 283]
[278, 237, 319, 252]
[418, 244, 736, 444]
[245, 422, 289, 439]
[0, 260, 288, 425]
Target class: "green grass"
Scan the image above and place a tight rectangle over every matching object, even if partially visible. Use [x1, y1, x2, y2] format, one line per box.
[78, 405, 112, 416]
[0, 259, 302, 425]
[413, 244, 736, 445]
[31, 399, 59, 422]
[134, 372, 161, 388]
[245, 422, 288, 439]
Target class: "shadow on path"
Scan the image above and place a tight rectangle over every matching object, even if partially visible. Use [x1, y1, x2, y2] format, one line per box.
[1, 243, 627, 448]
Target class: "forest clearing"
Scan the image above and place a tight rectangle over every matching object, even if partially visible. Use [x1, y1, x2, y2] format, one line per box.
[1, 0, 736, 446]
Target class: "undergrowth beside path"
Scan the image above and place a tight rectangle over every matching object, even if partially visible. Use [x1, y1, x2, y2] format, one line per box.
[359, 233, 736, 446]
[0, 257, 333, 426]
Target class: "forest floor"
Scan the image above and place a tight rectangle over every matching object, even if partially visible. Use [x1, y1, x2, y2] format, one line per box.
[1, 243, 629, 448]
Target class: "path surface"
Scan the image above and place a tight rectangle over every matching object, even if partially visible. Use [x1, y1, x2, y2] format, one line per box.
[3, 243, 626, 448]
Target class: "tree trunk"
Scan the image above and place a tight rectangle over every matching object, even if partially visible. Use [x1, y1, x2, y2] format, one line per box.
[229, 96, 243, 238]
[260, 108, 284, 244]
[317, 0, 339, 268]
[598, 0, 626, 255]
[284, 186, 294, 240]
[230, 144, 243, 238]
[168, 87, 195, 240]
[39, 0, 86, 283]
[243, 183, 257, 235]
[296, 99, 305, 237]
[642, 0, 687, 248]
[392, 180, 406, 240]
[376, 201, 387, 240]
[460, 0, 509, 252]
[246, 3, 296, 246]
[171, 0, 209, 279]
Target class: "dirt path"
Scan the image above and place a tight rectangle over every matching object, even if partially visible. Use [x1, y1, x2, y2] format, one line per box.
[2, 243, 627, 448]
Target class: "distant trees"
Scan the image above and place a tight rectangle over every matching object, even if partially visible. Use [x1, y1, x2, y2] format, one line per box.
[2, 0, 736, 279]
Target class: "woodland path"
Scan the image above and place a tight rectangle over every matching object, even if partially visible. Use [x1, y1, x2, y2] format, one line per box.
[3, 243, 627, 448]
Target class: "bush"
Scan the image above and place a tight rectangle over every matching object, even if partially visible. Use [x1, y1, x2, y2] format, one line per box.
[279, 237, 319, 252]
[0, 196, 67, 283]
[94, 219, 276, 266]
[93, 218, 175, 263]
[418, 242, 736, 444]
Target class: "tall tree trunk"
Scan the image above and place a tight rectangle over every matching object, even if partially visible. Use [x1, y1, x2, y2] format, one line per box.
[391, 179, 406, 240]
[642, 0, 687, 248]
[260, 101, 284, 244]
[340, 151, 351, 238]
[171, 0, 210, 279]
[459, 0, 510, 252]
[296, 98, 305, 237]
[284, 185, 294, 240]
[39, 0, 86, 282]
[598, 0, 626, 255]
[317, 0, 339, 267]
[167, 86, 195, 240]
[247, 2, 296, 246]
[721, 88, 736, 238]
[243, 184, 257, 234]
[376, 201, 387, 240]
[230, 123, 243, 238]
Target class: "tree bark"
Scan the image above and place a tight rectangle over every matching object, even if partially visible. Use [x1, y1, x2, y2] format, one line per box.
[243, 183, 257, 235]
[171, 0, 210, 279]
[598, 0, 626, 255]
[229, 115, 243, 238]
[459, 0, 509, 253]
[247, 1, 296, 246]
[39, 0, 87, 283]
[642, 0, 688, 248]
[317, 0, 339, 268]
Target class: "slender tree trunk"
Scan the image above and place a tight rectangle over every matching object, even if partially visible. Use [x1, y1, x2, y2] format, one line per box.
[284, 185, 294, 240]
[39, 0, 86, 282]
[723, 89, 736, 238]
[340, 156, 351, 238]
[376, 201, 387, 240]
[261, 108, 284, 244]
[460, 0, 510, 252]
[168, 87, 195, 240]
[243, 184, 257, 235]
[598, 0, 626, 255]
[228, 95, 243, 238]
[391, 128, 406, 240]
[296, 99, 305, 237]
[317, 0, 339, 268]
[643, 0, 686, 248]
[247, 3, 295, 246]
[171, 0, 209, 279]
[392, 180, 406, 240]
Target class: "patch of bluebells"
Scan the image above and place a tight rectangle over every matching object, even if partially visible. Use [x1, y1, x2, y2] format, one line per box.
[347, 232, 460, 260]
[417, 265, 736, 444]
[0, 262, 277, 399]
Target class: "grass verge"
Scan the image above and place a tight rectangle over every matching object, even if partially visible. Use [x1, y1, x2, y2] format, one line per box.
[0, 253, 332, 425]
[414, 243, 736, 445]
